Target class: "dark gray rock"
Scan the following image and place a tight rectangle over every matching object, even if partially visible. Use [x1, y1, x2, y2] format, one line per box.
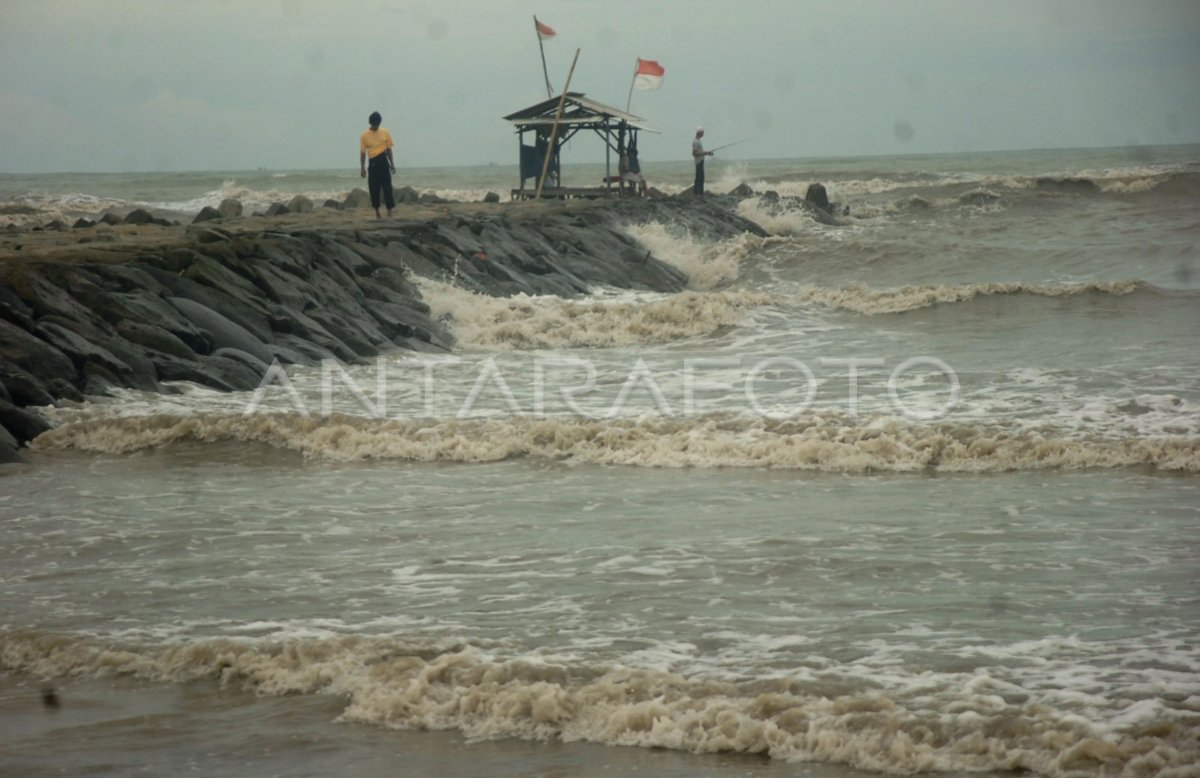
[167, 297, 276, 364]
[343, 188, 372, 209]
[110, 293, 214, 354]
[73, 218, 95, 229]
[146, 261, 273, 343]
[212, 346, 271, 377]
[149, 353, 239, 393]
[100, 213, 123, 226]
[0, 398, 51, 444]
[117, 320, 196, 360]
[804, 183, 831, 213]
[395, 186, 421, 204]
[483, 191, 501, 204]
[0, 318, 78, 386]
[0, 286, 36, 329]
[201, 354, 264, 390]
[124, 208, 155, 225]
[286, 195, 314, 214]
[729, 183, 754, 198]
[35, 320, 131, 379]
[217, 198, 243, 218]
[7, 269, 97, 324]
[265, 203, 290, 217]
[0, 422, 19, 463]
[323, 199, 345, 210]
[0, 363, 55, 407]
[193, 206, 223, 224]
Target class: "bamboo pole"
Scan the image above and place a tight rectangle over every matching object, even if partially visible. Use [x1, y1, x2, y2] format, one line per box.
[535, 48, 580, 201]
[625, 59, 639, 113]
[535, 16, 553, 100]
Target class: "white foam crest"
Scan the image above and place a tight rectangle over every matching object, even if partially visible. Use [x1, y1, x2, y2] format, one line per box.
[735, 198, 837, 235]
[625, 222, 769, 289]
[3, 630, 1197, 777]
[31, 411, 1200, 473]
[796, 279, 1145, 315]
[416, 280, 770, 351]
[144, 180, 355, 215]
[426, 188, 502, 203]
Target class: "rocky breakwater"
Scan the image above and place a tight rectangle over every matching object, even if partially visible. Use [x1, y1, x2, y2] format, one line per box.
[0, 198, 766, 462]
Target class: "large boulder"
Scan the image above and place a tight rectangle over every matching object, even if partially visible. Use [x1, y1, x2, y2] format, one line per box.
[110, 292, 214, 354]
[395, 186, 421, 204]
[343, 188, 372, 209]
[217, 198, 243, 218]
[0, 318, 78, 386]
[193, 206, 223, 224]
[124, 208, 155, 225]
[0, 422, 18, 463]
[167, 297, 276, 364]
[804, 183, 831, 213]
[265, 203, 290, 217]
[483, 191, 501, 204]
[0, 398, 51, 444]
[0, 363, 56, 407]
[729, 183, 755, 198]
[286, 195, 314, 214]
[117, 320, 196, 360]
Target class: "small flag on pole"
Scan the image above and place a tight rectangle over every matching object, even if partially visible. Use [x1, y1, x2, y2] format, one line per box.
[634, 58, 665, 90]
[535, 18, 556, 40]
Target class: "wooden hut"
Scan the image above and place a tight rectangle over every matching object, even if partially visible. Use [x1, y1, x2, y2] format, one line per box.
[503, 93, 654, 200]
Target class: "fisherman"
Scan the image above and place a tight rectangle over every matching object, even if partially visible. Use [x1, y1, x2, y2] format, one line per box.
[692, 127, 713, 195]
[625, 140, 646, 196]
[359, 111, 396, 219]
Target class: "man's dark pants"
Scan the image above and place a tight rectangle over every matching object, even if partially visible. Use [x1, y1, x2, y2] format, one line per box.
[368, 155, 395, 210]
[693, 161, 704, 195]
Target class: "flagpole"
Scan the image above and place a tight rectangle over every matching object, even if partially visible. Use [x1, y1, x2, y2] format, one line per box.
[625, 59, 639, 113]
[535, 16, 553, 99]
[536, 48, 581, 201]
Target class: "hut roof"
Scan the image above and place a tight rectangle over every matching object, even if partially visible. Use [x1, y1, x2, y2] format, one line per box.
[503, 93, 656, 131]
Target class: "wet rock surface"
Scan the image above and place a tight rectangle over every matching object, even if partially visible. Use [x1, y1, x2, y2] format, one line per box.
[0, 198, 766, 457]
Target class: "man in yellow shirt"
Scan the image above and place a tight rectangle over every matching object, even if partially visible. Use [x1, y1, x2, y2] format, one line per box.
[359, 111, 396, 218]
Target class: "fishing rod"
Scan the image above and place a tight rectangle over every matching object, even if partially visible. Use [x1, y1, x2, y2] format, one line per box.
[709, 138, 749, 154]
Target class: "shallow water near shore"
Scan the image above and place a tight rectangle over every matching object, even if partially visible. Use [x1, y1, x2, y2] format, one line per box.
[3, 146, 1199, 776]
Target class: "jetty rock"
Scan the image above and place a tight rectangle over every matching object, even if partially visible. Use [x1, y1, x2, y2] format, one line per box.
[0, 198, 770, 458]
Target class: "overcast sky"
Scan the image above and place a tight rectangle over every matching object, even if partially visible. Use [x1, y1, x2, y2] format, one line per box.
[2, 0, 1198, 173]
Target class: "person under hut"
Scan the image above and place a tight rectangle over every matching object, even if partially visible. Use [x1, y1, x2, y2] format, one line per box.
[617, 140, 646, 197]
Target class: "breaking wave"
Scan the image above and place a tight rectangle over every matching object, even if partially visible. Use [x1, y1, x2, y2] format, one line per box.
[795, 280, 1147, 314]
[3, 629, 1197, 777]
[625, 222, 774, 289]
[31, 412, 1200, 473]
[418, 281, 772, 350]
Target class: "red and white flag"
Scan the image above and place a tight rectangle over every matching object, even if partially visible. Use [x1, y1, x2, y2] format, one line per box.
[634, 58, 665, 90]
[535, 18, 556, 41]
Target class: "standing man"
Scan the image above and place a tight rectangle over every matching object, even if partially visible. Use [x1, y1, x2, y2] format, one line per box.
[360, 111, 395, 219]
[692, 126, 712, 195]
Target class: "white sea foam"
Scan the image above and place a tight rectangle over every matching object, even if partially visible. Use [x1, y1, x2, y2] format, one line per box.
[31, 412, 1200, 473]
[2, 630, 1197, 777]
[794, 279, 1145, 314]
[625, 222, 774, 289]
[417, 281, 771, 351]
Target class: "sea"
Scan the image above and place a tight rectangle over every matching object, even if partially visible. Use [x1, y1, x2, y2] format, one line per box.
[1, 145, 1198, 777]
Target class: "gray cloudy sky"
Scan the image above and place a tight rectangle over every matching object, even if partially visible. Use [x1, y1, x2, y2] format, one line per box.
[2, 0, 1198, 173]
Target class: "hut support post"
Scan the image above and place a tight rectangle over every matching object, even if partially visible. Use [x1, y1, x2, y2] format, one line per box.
[536, 48, 581, 200]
